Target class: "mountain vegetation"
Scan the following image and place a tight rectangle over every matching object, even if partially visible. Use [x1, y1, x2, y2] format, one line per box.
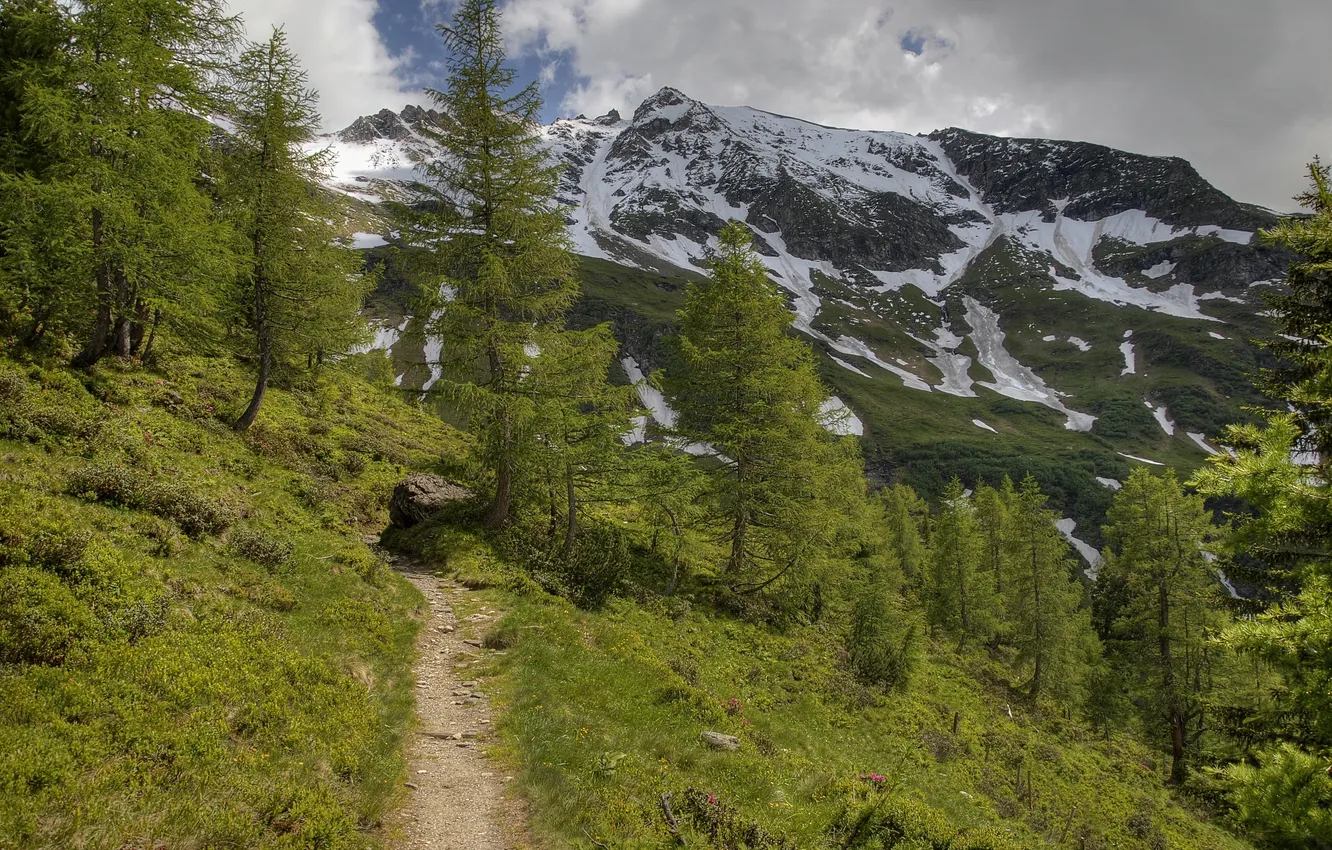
[0, 0, 1327, 848]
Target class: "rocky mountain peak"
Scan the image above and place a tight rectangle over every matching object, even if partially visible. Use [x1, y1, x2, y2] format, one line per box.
[337, 108, 412, 145]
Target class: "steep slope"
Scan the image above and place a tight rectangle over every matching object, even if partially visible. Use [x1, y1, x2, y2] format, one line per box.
[325, 88, 1287, 549]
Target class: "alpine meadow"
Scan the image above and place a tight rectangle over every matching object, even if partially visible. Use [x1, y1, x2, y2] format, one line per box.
[2, 0, 1331, 848]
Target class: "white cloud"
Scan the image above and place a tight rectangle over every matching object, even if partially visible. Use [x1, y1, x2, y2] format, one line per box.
[499, 0, 1332, 210]
[227, 0, 413, 131]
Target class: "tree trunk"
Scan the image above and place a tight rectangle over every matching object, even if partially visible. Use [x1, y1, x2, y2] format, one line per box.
[72, 210, 113, 368]
[235, 265, 271, 432]
[483, 341, 512, 531]
[664, 506, 682, 596]
[128, 298, 150, 355]
[20, 302, 52, 347]
[139, 309, 162, 363]
[1029, 540, 1044, 696]
[1169, 712, 1187, 785]
[728, 456, 749, 575]
[484, 444, 513, 531]
[1160, 581, 1185, 784]
[234, 333, 271, 432]
[112, 315, 132, 357]
[562, 465, 577, 558]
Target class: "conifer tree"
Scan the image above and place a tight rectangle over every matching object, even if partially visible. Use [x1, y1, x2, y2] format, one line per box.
[1255, 158, 1332, 468]
[847, 501, 920, 692]
[1003, 476, 1100, 704]
[527, 325, 638, 554]
[665, 220, 862, 594]
[925, 479, 999, 646]
[1101, 467, 1222, 784]
[1189, 162, 1332, 816]
[974, 478, 1014, 597]
[0, 0, 239, 364]
[880, 484, 928, 584]
[398, 0, 577, 530]
[223, 29, 367, 431]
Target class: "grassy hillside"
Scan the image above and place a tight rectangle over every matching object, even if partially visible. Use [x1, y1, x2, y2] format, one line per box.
[556, 247, 1277, 548]
[386, 522, 1251, 850]
[0, 350, 464, 849]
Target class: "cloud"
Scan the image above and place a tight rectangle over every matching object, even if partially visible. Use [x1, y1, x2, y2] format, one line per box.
[227, 0, 414, 132]
[500, 0, 1332, 209]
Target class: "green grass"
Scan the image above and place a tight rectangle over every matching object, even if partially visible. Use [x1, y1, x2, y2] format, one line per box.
[390, 526, 1251, 850]
[0, 349, 466, 849]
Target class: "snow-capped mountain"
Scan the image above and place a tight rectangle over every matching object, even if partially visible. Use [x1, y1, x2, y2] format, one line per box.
[325, 87, 1286, 529]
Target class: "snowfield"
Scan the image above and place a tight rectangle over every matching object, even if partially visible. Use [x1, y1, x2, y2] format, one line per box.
[964, 298, 1095, 432]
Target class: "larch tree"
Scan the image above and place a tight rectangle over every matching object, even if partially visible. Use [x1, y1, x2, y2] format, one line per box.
[0, 0, 239, 366]
[1003, 475, 1100, 705]
[925, 478, 1000, 646]
[397, 0, 577, 530]
[223, 29, 366, 431]
[665, 220, 862, 596]
[1101, 467, 1223, 785]
[880, 483, 928, 585]
[848, 495, 921, 692]
[974, 478, 1014, 597]
[526, 324, 638, 556]
[1190, 161, 1332, 829]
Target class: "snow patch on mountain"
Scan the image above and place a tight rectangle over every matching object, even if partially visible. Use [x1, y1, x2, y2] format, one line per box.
[820, 397, 865, 436]
[1120, 331, 1137, 375]
[964, 297, 1095, 431]
[1119, 452, 1165, 466]
[1144, 261, 1176, 279]
[1145, 400, 1176, 436]
[1056, 518, 1102, 579]
[913, 325, 976, 397]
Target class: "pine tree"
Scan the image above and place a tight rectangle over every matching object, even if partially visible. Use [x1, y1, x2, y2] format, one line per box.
[925, 479, 999, 646]
[222, 29, 367, 431]
[1003, 476, 1100, 705]
[1101, 468, 1222, 784]
[0, 0, 239, 364]
[397, 0, 577, 530]
[665, 220, 862, 595]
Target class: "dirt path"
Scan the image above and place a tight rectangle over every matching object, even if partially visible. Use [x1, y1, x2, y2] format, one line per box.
[386, 553, 523, 850]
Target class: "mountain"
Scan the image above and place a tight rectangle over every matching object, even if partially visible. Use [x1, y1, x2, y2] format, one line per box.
[322, 88, 1289, 553]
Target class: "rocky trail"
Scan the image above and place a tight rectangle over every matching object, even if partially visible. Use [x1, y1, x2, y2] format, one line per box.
[379, 547, 524, 849]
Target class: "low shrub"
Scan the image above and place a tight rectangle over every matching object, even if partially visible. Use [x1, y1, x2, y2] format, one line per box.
[66, 464, 235, 537]
[0, 567, 95, 665]
[337, 546, 387, 586]
[829, 792, 1025, 850]
[503, 523, 631, 610]
[680, 787, 795, 850]
[228, 527, 295, 571]
[220, 575, 298, 612]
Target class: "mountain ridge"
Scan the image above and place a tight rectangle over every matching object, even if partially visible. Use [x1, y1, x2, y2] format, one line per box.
[330, 86, 1289, 556]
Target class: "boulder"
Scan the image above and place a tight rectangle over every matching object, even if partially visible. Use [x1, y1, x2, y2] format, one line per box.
[388, 474, 471, 528]
[700, 731, 741, 751]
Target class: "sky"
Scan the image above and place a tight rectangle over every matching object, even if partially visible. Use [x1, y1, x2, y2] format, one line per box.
[226, 0, 1332, 211]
